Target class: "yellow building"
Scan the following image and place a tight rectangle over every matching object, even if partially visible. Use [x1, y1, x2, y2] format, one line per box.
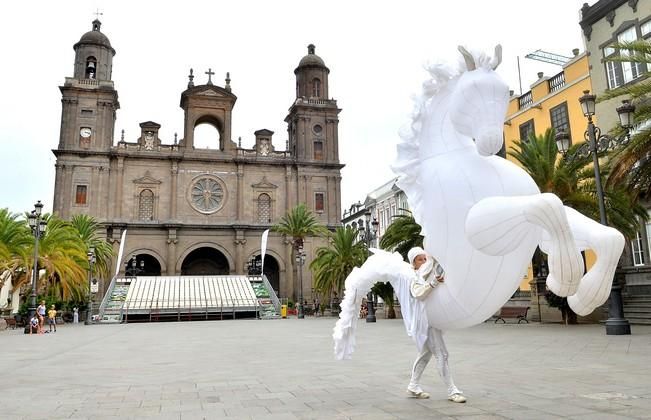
[503, 51, 594, 292]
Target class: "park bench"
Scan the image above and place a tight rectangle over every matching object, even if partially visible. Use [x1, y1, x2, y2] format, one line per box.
[494, 306, 529, 324]
[3, 317, 17, 329]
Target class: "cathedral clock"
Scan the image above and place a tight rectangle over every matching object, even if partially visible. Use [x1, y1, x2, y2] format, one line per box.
[79, 127, 92, 149]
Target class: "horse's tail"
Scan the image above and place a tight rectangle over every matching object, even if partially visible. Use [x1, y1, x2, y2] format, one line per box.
[333, 249, 411, 360]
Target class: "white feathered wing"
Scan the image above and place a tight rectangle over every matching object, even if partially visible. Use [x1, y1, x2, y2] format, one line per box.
[333, 249, 429, 360]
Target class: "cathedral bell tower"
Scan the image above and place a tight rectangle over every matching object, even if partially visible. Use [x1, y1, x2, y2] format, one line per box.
[52, 20, 119, 218]
[179, 69, 237, 153]
[57, 19, 119, 153]
[285, 44, 341, 163]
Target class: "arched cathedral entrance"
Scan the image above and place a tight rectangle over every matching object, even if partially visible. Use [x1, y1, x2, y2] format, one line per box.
[248, 254, 280, 295]
[181, 247, 229, 275]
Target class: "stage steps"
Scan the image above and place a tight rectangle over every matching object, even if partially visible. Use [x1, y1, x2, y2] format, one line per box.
[249, 276, 280, 319]
[100, 279, 131, 323]
[623, 295, 651, 325]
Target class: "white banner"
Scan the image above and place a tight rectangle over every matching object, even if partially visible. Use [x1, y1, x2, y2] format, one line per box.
[115, 229, 127, 276]
[260, 229, 270, 276]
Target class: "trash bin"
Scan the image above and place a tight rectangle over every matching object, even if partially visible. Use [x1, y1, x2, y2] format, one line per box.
[281, 305, 287, 318]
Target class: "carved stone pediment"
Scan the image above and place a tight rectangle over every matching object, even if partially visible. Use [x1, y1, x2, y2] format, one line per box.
[133, 171, 162, 185]
[197, 89, 222, 97]
[252, 176, 278, 189]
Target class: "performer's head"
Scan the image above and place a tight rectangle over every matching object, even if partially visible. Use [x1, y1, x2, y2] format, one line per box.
[408, 247, 427, 269]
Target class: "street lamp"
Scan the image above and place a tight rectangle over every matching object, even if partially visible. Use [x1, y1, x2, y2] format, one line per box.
[295, 248, 306, 319]
[27, 201, 46, 326]
[247, 256, 262, 276]
[85, 247, 96, 325]
[554, 91, 635, 335]
[359, 210, 380, 323]
[125, 254, 144, 277]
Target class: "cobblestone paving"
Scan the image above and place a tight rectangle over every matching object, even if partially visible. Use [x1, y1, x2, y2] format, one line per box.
[1, 318, 650, 419]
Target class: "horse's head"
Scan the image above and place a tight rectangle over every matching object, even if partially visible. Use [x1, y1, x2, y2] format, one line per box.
[448, 45, 509, 156]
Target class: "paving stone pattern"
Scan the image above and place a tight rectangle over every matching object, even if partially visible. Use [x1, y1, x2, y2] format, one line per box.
[1, 319, 651, 419]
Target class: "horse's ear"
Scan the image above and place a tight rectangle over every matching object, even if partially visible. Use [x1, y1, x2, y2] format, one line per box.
[458, 46, 476, 71]
[491, 45, 503, 70]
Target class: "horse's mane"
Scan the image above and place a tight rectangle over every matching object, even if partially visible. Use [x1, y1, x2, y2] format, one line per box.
[393, 48, 495, 231]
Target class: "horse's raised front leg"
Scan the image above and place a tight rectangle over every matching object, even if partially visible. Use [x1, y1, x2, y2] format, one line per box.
[540, 206, 625, 316]
[465, 193, 584, 295]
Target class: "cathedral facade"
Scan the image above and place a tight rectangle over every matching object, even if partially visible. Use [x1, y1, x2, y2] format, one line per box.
[52, 20, 343, 299]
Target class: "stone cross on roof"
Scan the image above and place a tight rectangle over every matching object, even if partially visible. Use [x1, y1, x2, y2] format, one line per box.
[205, 68, 214, 85]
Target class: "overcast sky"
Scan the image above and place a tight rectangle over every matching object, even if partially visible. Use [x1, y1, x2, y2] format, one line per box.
[0, 0, 589, 215]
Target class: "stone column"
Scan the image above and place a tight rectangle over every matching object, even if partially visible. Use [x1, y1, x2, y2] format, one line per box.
[62, 165, 74, 219]
[234, 231, 246, 275]
[236, 164, 244, 223]
[91, 166, 100, 215]
[166, 228, 178, 275]
[285, 166, 293, 213]
[53, 163, 64, 215]
[98, 166, 108, 219]
[170, 161, 179, 220]
[334, 175, 342, 222]
[115, 157, 125, 218]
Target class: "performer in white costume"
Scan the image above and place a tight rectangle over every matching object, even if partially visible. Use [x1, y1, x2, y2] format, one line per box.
[405, 247, 465, 402]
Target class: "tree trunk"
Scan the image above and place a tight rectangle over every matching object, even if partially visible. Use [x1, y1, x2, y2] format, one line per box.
[567, 309, 578, 325]
[387, 304, 396, 319]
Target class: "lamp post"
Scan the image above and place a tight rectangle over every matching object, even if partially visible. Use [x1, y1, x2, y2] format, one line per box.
[359, 210, 380, 323]
[247, 256, 262, 276]
[295, 248, 306, 319]
[125, 254, 144, 277]
[554, 91, 635, 335]
[85, 247, 96, 325]
[27, 201, 46, 325]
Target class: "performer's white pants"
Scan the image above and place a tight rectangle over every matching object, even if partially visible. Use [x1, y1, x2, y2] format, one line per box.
[409, 328, 461, 396]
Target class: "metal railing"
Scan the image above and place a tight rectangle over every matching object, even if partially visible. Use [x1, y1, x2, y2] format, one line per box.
[98, 275, 119, 319]
[123, 296, 260, 323]
[547, 71, 566, 93]
[261, 275, 281, 313]
[518, 91, 533, 109]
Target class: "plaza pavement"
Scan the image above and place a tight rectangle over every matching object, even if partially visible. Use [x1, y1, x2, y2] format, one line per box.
[1, 317, 651, 420]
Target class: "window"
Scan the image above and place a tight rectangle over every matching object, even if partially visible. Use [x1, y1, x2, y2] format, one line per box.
[519, 119, 535, 142]
[314, 141, 323, 160]
[604, 26, 646, 89]
[618, 27, 645, 84]
[315, 192, 324, 212]
[85, 57, 97, 79]
[549, 102, 570, 140]
[138, 189, 154, 221]
[632, 230, 645, 266]
[642, 20, 651, 37]
[75, 185, 87, 205]
[312, 78, 321, 97]
[257, 193, 271, 223]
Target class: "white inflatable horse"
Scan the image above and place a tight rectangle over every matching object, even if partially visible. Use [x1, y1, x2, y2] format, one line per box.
[334, 45, 624, 359]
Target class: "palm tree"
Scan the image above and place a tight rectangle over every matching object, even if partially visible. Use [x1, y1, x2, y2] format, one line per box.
[272, 203, 328, 302]
[310, 226, 367, 298]
[272, 203, 329, 250]
[379, 209, 423, 260]
[509, 127, 646, 239]
[510, 127, 647, 324]
[371, 281, 396, 319]
[0, 208, 32, 290]
[70, 214, 114, 279]
[18, 215, 89, 301]
[598, 40, 651, 197]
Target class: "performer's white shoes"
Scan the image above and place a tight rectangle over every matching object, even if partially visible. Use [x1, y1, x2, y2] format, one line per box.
[406, 389, 430, 399]
[448, 393, 467, 403]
